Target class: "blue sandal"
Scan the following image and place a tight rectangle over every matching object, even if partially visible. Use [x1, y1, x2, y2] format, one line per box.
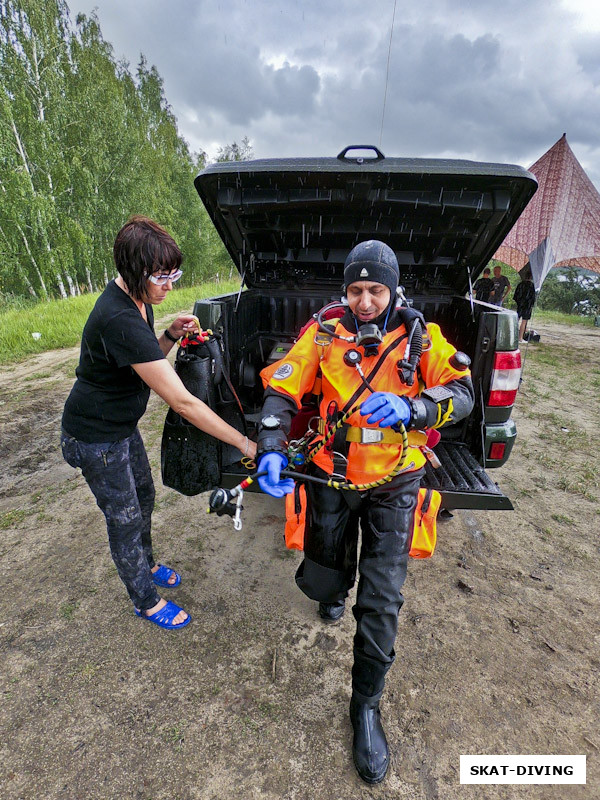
[151, 564, 181, 588]
[135, 600, 191, 630]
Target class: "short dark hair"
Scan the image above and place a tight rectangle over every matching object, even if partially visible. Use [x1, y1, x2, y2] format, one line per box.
[483, 267, 491, 275]
[113, 216, 182, 300]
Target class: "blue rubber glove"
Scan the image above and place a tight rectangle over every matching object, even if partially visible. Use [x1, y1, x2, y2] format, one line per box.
[257, 453, 295, 497]
[360, 392, 411, 428]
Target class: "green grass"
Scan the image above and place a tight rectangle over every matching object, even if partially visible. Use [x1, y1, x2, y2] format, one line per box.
[555, 472, 597, 501]
[0, 508, 30, 529]
[533, 308, 596, 328]
[537, 422, 587, 452]
[526, 342, 592, 370]
[551, 513, 574, 526]
[0, 280, 238, 365]
[161, 725, 186, 748]
[59, 600, 79, 620]
[23, 371, 53, 381]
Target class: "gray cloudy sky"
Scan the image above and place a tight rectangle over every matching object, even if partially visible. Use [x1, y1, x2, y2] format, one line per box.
[74, 0, 600, 188]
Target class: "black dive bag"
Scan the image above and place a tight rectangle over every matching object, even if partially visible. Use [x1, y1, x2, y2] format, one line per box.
[160, 337, 244, 496]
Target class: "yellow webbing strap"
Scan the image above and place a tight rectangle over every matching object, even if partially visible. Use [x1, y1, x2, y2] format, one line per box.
[317, 417, 426, 446]
[432, 398, 454, 429]
[344, 427, 427, 446]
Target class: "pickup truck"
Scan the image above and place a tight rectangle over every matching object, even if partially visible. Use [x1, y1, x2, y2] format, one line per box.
[161, 145, 537, 511]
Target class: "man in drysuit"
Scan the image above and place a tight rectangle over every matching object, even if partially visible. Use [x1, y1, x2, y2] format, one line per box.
[256, 240, 474, 784]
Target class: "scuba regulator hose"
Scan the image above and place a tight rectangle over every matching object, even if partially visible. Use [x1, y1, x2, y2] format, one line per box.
[208, 302, 426, 529]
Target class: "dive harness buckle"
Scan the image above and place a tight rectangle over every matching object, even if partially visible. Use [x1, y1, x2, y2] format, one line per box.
[317, 418, 427, 446]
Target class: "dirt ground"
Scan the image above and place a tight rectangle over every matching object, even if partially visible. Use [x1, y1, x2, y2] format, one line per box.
[1, 318, 598, 800]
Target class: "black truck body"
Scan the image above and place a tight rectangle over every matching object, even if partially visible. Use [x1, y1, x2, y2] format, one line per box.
[168, 146, 537, 510]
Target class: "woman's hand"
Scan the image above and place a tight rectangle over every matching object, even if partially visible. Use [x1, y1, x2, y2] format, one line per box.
[167, 315, 200, 339]
[160, 315, 201, 355]
[243, 439, 258, 460]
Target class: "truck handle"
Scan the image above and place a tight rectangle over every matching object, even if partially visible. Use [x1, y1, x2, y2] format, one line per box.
[336, 145, 385, 163]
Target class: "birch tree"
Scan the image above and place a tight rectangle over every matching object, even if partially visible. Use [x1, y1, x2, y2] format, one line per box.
[0, 0, 73, 297]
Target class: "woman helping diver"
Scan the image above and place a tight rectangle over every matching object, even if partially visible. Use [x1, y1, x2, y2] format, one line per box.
[61, 216, 257, 631]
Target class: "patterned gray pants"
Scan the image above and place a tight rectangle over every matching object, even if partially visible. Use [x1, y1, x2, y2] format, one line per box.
[61, 428, 160, 611]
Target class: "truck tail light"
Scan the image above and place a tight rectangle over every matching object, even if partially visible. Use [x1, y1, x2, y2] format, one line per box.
[488, 350, 522, 406]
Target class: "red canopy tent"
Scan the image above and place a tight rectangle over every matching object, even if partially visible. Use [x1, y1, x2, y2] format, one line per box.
[494, 134, 600, 290]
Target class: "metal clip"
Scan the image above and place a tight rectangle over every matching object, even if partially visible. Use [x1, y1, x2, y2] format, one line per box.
[330, 450, 348, 481]
[233, 490, 244, 531]
[423, 446, 441, 469]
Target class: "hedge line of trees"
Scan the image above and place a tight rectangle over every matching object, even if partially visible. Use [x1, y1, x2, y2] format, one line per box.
[0, 0, 244, 301]
[536, 268, 600, 315]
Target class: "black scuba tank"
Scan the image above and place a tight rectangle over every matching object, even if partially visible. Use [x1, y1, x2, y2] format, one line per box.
[161, 343, 221, 496]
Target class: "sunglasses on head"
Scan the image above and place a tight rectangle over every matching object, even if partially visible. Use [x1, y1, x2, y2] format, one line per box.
[147, 269, 183, 285]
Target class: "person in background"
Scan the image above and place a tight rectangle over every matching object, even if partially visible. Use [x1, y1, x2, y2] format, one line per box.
[514, 264, 536, 342]
[255, 240, 474, 784]
[61, 216, 256, 631]
[488, 264, 511, 306]
[473, 267, 494, 302]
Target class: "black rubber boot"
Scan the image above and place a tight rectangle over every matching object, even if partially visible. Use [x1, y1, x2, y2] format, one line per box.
[349, 690, 389, 784]
[318, 599, 346, 623]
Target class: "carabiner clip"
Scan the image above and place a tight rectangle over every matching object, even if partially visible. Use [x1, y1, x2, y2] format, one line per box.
[232, 491, 244, 531]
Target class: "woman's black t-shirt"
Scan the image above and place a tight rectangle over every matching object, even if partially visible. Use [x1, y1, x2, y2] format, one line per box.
[62, 280, 165, 443]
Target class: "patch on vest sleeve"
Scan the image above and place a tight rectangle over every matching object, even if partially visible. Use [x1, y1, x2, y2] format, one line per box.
[273, 362, 294, 380]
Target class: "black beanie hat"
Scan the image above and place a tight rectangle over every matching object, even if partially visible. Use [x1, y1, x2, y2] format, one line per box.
[343, 240, 399, 300]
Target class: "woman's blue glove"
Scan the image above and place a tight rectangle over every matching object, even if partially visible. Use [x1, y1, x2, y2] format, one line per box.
[257, 453, 295, 497]
[360, 392, 411, 428]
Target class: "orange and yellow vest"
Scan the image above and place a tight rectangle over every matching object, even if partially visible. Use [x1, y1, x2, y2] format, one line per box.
[261, 318, 469, 485]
